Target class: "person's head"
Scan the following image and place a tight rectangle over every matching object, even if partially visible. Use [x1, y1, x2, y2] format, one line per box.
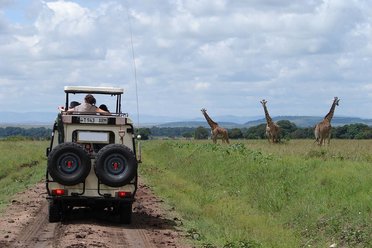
[69, 101, 80, 109]
[84, 94, 96, 105]
[99, 104, 109, 112]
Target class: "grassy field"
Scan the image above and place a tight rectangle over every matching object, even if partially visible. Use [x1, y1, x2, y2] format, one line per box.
[0, 139, 48, 211]
[0, 139, 370, 247]
[139, 140, 371, 248]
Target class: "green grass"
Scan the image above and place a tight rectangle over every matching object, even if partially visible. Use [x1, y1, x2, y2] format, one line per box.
[0, 139, 370, 247]
[0, 140, 48, 212]
[139, 140, 372, 248]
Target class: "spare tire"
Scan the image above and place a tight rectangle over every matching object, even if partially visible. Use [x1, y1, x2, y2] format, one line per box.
[48, 142, 91, 186]
[95, 144, 137, 187]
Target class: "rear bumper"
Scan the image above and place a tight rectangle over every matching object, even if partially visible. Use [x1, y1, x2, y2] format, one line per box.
[47, 195, 134, 207]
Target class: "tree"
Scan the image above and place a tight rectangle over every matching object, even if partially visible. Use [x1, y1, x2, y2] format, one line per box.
[347, 124, 369, 139]
[0, 127, 51, 140]
[334, 123, 372, 139]
[194, 126, 209, 140]
[229, 128, 243, 139]
[291, 127, 313, 139]
[182, 132, 193, 139]
[333, 125, 348, 139]
[244, 124, 266, 139]
[276, 120, 297, 139]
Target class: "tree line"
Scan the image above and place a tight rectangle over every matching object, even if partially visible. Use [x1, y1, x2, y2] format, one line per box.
[1, 121, 372, 140]
[0, 127, 51, 140]
[138, 120, 372, 140]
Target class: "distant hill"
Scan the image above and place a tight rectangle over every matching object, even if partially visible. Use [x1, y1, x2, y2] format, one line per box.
[155, 121, 240, 128]
[152, 116, 372, 128]
[189, 115, 262, 124]
[244, 116, 372, 128]
[1, 112, 372, 128]
[0, 112, 258, 126]
[0, 112, 56, 126]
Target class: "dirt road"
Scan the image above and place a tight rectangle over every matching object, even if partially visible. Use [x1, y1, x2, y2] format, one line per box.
[0, 181, 191, 248]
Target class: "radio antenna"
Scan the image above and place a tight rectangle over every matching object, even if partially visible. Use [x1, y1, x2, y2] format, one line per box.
[126, 4, 140, 128]
[126, 4, 142, 162]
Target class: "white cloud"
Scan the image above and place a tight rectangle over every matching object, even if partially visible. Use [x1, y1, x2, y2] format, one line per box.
[1, 0, 372, 119]
[193, 82, 210, 90]
[36, 1, 93, 35]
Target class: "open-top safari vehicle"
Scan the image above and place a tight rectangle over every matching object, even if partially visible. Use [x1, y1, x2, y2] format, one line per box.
[46, 86, 139, 223]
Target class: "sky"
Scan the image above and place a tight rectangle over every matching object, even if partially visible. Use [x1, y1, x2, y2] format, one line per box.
[1, 0, 372, 124]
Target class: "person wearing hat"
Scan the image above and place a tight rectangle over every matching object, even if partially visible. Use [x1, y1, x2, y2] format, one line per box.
[69, 101, 80, 109]
[99, 104, 109, 112]
[67, 94, 109, 114]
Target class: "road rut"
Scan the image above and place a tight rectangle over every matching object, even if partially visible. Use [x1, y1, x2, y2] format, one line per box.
[0, 181, 190, 248]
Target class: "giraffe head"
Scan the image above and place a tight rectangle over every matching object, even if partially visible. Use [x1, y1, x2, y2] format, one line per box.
[260, 99, 267, 106]
[334, 97, 340, 106]
[201, 108, 207, 113]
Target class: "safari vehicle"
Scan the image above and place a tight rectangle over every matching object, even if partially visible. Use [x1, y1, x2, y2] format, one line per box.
[46, 86, 139, 224]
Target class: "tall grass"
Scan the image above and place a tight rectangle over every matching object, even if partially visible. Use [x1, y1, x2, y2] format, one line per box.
[0, 140, 48, 212]
[139, 140, 371, 248]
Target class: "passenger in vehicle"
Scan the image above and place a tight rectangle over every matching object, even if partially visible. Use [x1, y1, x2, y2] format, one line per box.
[58, 101, 80, 112]
[99, 104, 109, 112]
[66, 94, 109, 115]
[69, 101, 80, 108]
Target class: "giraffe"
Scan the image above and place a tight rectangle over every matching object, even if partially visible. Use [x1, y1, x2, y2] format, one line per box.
[260, 99, 280, 143]
[200, 108, 229, 144]
[314, 97, 340, 146]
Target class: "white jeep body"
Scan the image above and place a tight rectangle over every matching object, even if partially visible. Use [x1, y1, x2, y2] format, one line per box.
[46, 86, 139, 223]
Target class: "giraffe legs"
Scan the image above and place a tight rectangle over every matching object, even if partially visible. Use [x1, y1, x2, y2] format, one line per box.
[327, 133, 331, 145]
[267, 132, 280, 143]
[210, 129, 230, 144]
[266, 133, 271, 143]
[316, 132, 331, 146]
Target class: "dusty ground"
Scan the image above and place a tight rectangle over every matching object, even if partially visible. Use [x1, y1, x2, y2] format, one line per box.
[0, 180, 193, 248]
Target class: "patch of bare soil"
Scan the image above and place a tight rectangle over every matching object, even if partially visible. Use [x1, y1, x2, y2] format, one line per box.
[0, 180, 193, 248]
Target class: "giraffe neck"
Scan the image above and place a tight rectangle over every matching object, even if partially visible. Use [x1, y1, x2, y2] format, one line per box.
[324, 100, 337, 122]
[202, 111, 218, 129]
[263, 104, 273, 125]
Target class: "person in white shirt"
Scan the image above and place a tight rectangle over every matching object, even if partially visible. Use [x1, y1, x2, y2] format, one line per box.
[66, 94, 109, 115]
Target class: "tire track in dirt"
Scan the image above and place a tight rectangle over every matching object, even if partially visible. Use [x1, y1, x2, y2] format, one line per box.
[123, 222, 156, 248]
[9, 201, 61, 248]
[0, 181, 191, 248]
[55, 218, 151, 248]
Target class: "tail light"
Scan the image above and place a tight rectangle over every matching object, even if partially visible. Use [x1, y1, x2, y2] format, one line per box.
[116, 191, 131, 198]
[52, 189, 67, 196]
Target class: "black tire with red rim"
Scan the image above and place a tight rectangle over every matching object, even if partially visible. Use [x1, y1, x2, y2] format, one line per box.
[47, 142, 91, 186]
[95, 144, 137, 187]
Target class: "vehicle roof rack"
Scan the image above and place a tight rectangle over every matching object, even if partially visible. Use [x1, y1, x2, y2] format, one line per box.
[64, 86, 124, 95]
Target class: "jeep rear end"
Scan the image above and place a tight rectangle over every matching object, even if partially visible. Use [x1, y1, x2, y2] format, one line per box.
[46, 86, 139, 224]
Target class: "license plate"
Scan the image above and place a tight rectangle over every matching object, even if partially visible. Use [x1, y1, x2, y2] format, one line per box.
[79, 117, 108, 124]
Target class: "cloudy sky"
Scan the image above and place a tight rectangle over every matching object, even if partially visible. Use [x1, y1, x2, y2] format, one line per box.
[1, 0, 372, 123]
